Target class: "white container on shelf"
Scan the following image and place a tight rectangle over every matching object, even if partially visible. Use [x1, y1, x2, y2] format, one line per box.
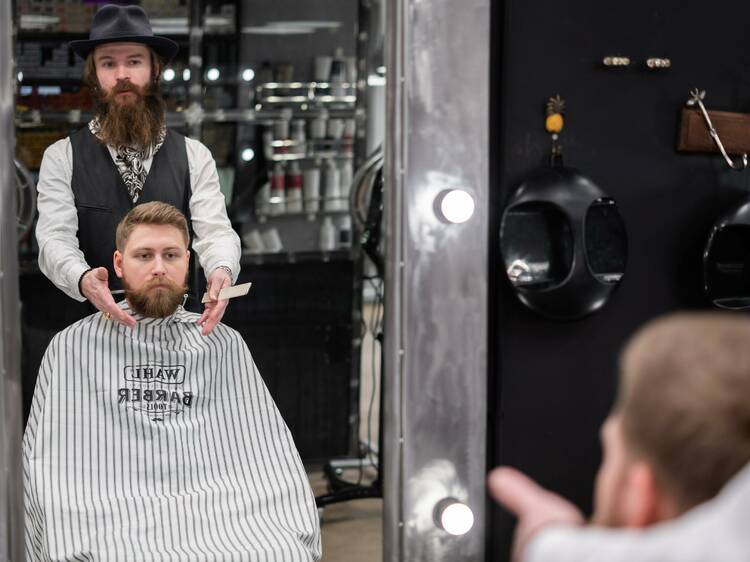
[262, 128, 274, 159]
[324, 159, 341, 211]
[310, 108, 328, 140]
[286, 161, 303, 213]
[291, 119, 306, 155]
[242, 228, 266, 254]
[262, 228, 283, 253]
[314, 55, 333, 82]
[319, 216, 337, 251]
[255, 181, 271, 215]
[270, 162, 286, 215]
[339, 160, 353, 207]
[337, 214, 352, 249]
[273, 107, 293, 140]
[303, 164, 321, 213]
[343, 118, 357, 139]
[329, 47, 346, 97]
[327, 118, 344, 140]
[345, 57, 358, 84]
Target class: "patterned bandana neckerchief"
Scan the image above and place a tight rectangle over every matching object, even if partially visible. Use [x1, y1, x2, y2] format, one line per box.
[89, 118, 167, 204]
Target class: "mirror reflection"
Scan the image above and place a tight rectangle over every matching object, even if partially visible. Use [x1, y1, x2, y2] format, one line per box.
[14, 1, 386, 560]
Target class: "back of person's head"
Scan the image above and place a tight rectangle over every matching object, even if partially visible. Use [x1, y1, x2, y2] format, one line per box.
[616, 312, 750, 512]
[115, 201, 189, 251]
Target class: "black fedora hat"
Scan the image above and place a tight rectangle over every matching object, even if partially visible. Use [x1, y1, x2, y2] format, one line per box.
[70, 4, 178, 62]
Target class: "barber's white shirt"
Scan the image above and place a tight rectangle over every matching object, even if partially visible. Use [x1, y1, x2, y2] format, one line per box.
[35, 132, 241, 301]
[526, 461, 750, 562]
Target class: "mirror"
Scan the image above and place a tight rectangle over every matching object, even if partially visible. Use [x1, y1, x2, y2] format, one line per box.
[14, 0, 387, 560]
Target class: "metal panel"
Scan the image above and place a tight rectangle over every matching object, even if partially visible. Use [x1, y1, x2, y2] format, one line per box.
[383, 0, 489, 559]
[1, 0, 24, 558]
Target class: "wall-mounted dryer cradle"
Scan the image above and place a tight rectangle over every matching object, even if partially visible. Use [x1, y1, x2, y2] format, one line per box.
[677, 89, 750, 308]
[703, 199, 750, 309]
[500, 166, 627, 320]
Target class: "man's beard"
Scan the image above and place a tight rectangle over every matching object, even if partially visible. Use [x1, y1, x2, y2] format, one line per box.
[124, 276, 187, 319]
[94, 80, 165, 149]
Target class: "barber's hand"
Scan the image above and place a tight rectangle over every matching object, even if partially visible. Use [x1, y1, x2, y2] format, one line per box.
[198, 267, 231, 336]
[80, 267, 136, 328]
[488, 467, 585, 562]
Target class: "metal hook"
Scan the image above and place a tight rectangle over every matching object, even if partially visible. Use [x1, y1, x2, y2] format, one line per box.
[686, 88, 748, 171]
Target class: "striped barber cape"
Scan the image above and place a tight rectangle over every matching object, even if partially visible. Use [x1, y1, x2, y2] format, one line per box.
[23, 301, 321, 562]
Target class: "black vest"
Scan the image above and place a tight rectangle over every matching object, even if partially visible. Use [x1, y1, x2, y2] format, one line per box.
[70, 126, 192, 291]
[66, 127, 201, 321]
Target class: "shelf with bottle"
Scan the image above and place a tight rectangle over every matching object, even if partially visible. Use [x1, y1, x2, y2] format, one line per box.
[17, 3, 236, 37]
[240, 248, 354, 266]
[255, 200, 352, 221]
[269, 151, 353, 162]
[255, 82, 356, 108]
[257, 158, 354, 215]
[242, 211, 354, 257]
[263, 108, 357, 161]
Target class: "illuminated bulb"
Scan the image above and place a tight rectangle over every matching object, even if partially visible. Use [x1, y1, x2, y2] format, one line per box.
[17, 71, 23, 82]
[183, 68, 191, 81]
[241, 147, 255, 162]
[435, 189, 475, 224]
[434, 498, 474, 536]
[206, 68, 220, 81]
[163, 68, 176, 82]
[241, 68, 255, 82]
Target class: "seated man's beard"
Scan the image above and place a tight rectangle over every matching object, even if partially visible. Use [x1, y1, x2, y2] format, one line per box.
[124, 276, 187, 318]
[94, 80, 165, 149]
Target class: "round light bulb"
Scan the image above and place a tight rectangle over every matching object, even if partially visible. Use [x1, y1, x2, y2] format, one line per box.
[241, 68, 255, 82]
[206, 68, 220, 81]
[241, 147, 255, 162]
[436, 499, 474, 536]
[182, 68, 191, 81]
[163, 68, 176, 82]
[436, 189, 475, 224]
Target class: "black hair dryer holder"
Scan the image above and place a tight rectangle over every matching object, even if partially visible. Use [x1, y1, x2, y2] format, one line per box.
[703, 197, 750, 310]
[500, 166, 628, 320]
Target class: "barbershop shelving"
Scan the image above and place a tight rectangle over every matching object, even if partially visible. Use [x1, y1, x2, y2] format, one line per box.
[14, 0, 366, 461]
[240, 248, 354, 266]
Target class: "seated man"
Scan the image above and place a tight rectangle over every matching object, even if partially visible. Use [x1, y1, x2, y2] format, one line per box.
[23, 202, 321, 561]
[489, 312, 750, 562]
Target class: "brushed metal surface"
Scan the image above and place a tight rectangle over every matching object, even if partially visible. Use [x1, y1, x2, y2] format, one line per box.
[1, 1, 25, 559]
[384, 0, 490, 559]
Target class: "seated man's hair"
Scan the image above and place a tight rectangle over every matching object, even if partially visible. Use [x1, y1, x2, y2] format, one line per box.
[616, 312, 750, 512]
[115, 201, 189, 250]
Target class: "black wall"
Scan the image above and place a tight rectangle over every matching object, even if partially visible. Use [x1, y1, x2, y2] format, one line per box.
[489, 1, 750, 560]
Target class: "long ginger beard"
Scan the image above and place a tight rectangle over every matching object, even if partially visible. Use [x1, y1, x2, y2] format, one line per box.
[124, 275, 187, 319]
[93, 80, 165, 149]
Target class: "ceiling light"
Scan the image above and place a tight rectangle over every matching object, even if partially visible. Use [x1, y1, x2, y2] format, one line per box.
[241, 68, 255, 82]
[183, 68, 191, 82]
[162, 68, 175, 82]
[206, 68, 220, 81]
[241, 148, 255, 162]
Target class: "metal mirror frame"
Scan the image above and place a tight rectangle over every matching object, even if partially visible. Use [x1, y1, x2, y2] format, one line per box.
[1, 0, 25, 557]
[384, 0, 490, 559]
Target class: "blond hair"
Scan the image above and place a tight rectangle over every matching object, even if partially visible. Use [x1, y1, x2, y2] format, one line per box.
[115, 202, 189, 251]
[617, 312, 750, 512]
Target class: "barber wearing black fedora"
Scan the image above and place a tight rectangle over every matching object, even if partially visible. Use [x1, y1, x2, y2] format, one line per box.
[35, 3, 240, 336]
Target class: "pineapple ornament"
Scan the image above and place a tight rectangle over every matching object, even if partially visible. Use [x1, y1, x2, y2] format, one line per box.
[546, 94, 565, 166]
